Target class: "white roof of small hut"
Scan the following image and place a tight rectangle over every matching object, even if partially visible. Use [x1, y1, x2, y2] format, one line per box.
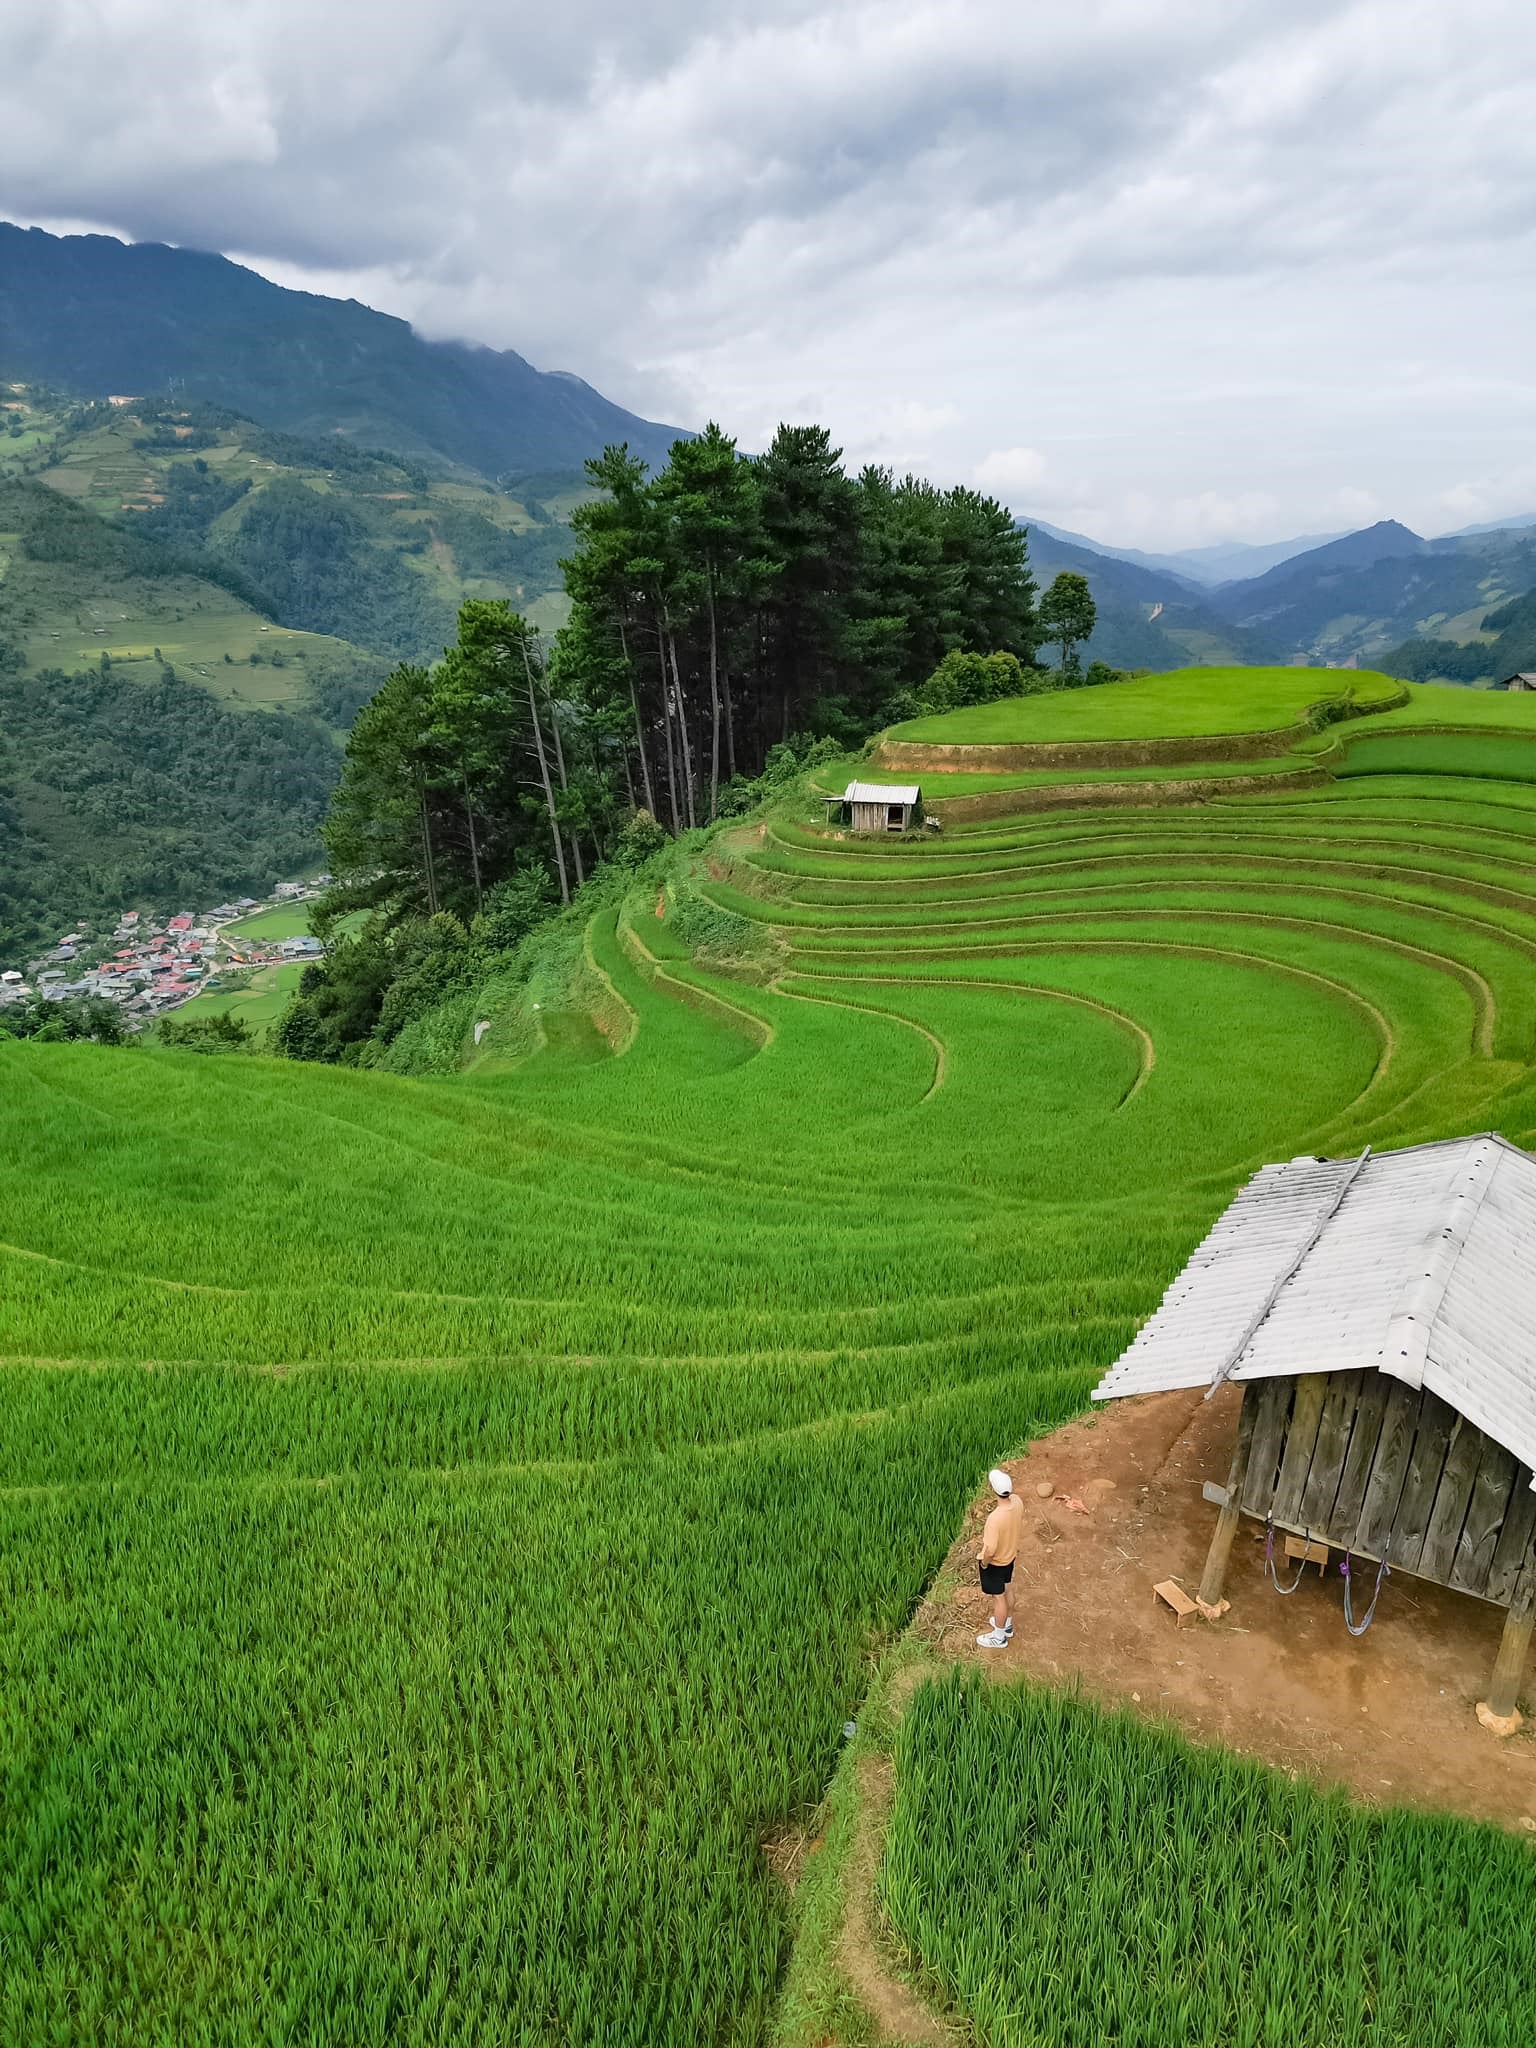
[1093, 1134, 1536, 1480]
[842, 781, 920, 804]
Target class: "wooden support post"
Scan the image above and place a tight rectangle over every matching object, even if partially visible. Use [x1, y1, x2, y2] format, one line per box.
[1198, 1387, 1258, 1612]
[1479, 1543, 1536, 1734]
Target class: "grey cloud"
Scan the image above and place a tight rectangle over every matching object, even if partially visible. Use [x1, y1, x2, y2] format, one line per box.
[1, 0, 1533, 546]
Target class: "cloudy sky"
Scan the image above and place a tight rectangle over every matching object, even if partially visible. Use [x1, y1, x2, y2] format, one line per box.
[3, 1, 1534, 548]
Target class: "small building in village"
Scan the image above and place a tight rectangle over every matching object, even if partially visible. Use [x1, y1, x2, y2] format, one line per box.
[1498, 672, 1536, 692]
[825, 781, 922, 833]
[1093, 1134, 1536, 1730]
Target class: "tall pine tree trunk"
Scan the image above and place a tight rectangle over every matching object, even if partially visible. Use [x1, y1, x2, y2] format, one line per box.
[721, 652, 737, 782]
[705, 567, 721, 821]
[460, 761, 483, 912]
[519, 639, 569, 905]
[667, 628, 697, 830]
[619, 618, 655, 816]
[415, 767, 439, 915]
[540, 671, 585, 887]
[656, 625, 681, 834]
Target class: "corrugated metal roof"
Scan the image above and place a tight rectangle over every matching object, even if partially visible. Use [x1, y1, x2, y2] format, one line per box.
[840, 782, 921, 804]
[1093, 1135, 1536, 1481]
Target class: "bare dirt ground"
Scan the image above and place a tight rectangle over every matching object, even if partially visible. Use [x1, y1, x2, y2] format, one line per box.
[913, 1388, 1536, 1830]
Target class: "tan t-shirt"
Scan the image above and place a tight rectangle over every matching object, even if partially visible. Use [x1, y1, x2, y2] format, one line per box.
[980, 1493, 1024, 1566]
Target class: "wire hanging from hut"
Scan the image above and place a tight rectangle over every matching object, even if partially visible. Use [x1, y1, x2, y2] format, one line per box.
[1341, 1537, 1392, 1636]
[1263, 1513, 1314, 1595]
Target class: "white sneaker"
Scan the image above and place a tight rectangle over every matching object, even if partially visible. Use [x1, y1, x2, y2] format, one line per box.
[1003, 1617, 1014, 1637]
[976, 1627, 1009, 1649]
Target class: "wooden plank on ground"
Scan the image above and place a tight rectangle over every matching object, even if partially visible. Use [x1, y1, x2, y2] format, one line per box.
[1356, 1383, 1425, 1558]
[1240, 1376, 1294, 1517]
[1153, 1579, 1197, 1624]
[1271, 1373, 1330, 1528]
[1451, 1437, 1518, 1597]
[1329, 1373, 1392, 1539]
[1299, 1369, 1364, 1530]
[1487, 1470, 1536, 1607]
[1389, 1392, 1458, 1576]
[1419, 1416, 1487, 1587]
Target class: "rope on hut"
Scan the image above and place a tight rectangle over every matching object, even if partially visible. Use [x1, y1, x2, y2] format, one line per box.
[1341, 1537, 1392, 1636]
[1263, 1513, 1313, 1595]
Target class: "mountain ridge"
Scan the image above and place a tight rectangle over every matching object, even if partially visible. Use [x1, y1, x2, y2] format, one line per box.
[0, 223, 684, 477]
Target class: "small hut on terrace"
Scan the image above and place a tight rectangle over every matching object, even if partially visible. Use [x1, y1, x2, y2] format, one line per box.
[825, 781, 922, 833]
[1094, 1134, 1536, 1729]
[1498, 672, 1536, 692]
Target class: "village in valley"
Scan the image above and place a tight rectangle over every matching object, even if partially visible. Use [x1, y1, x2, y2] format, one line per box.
[0, 878, 328, 1026]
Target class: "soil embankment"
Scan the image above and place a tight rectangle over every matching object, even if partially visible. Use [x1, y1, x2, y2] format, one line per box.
[918, 1388, 1536, 1828]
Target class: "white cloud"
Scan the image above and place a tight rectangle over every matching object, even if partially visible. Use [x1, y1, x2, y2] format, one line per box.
[2, 1, 1534, 547]
[974, 448, 1049, 497]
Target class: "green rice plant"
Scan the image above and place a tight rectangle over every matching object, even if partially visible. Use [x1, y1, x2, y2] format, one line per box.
[887, 666, 1404, 744]
[880, 1672, 1536, 2047]
[6, 671, 1536, 2041]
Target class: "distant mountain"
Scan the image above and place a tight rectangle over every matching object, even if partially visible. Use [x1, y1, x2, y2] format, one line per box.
[1024, 526, 1269, 671]
[1027, 519, 1348, 588]
[0, 223, 684, 477]
[1207, 519, 1536, 665]
[1028, 520, 1202, 590]
[1209, 520, 1427, 623]
[1162, 532, 1350, 583]
[1440, 514, 1536, 540]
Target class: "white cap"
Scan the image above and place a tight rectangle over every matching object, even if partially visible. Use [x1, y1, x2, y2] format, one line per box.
[988, 1467, 1012, 1497]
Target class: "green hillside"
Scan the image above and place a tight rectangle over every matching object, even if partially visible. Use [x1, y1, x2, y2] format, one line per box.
[0, 385, 600, 952]
[15, 393, 579, 665]
[0, 473, 368, 957]
[0, 468, 381, 713]
[5, 668, 1536, 2041]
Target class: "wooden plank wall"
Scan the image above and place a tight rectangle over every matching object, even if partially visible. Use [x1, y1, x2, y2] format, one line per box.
[1234, 1370, 1535, 1606]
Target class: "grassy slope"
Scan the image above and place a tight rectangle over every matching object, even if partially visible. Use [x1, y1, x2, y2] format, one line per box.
[5, 676, 1536, 2041]
[0, 463, 371, 718]
[27, 400, 574, 660]
[879, 1675, 1536, 2047]
[163, 959, 305, 1031]
[888, 667, 1404, 745]
[223, 902, 317, 943]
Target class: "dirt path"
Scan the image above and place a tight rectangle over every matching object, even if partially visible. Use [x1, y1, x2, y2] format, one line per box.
[914, 1389, 1536, 1829]
[837, 1755, 956, 2046]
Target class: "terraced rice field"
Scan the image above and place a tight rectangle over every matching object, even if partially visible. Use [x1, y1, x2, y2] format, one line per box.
[4, 670, 1536, 2042]
[880, 1676, 1536, 2047]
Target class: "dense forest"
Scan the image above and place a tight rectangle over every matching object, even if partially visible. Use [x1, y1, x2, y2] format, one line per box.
[0, 651, 338, 956]
[1386, 586, 1536, 684]
[319, 426, 1042, 921]
[278, 424, 1079, 1063]
[3, 474, 273, 619]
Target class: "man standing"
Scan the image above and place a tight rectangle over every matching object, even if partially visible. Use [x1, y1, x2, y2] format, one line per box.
[976, 1466, 1023, 1649]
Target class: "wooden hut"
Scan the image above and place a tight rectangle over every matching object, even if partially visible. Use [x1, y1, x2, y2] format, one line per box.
[1498, 672, 1536, 692]
[825, 781, 921, 833]
[1094, 1135, 1536, 1730]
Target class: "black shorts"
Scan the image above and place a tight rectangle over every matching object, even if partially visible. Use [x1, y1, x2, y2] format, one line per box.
[979, 1560, 1013, 1596]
